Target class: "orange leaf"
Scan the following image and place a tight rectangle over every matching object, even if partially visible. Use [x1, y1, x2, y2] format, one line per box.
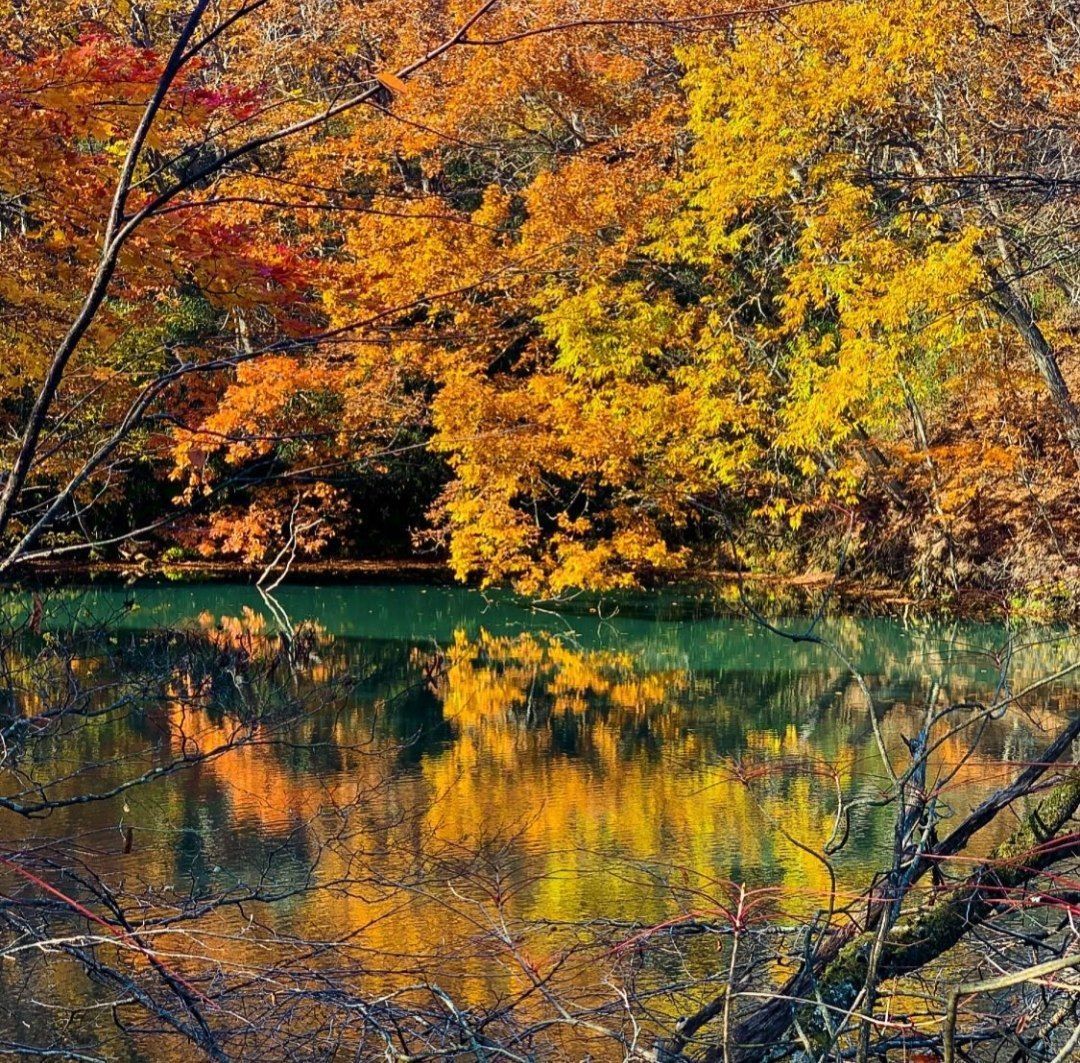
[375, 71, 408, 95]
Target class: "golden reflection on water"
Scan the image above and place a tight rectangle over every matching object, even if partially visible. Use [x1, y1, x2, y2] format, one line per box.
[147, 621, 1075, 969]
[2, 593, 1078, 1056]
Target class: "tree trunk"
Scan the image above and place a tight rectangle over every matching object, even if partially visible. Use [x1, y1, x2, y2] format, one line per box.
[986, 263, 1080, 473]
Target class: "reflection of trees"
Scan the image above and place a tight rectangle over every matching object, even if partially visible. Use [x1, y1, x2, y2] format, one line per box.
[3, 605, 1080, 1059]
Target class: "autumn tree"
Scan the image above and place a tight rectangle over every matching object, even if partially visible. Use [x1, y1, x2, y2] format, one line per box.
[423, 0, 1080, 596]
[0, 0, 511, 571]
[4, 0, 1080, 601]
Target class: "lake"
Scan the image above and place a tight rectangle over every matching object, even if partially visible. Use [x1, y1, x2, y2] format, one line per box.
[1, 582, 1077, 1058]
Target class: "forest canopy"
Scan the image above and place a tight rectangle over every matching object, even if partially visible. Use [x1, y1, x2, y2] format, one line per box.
[2, 0, 1080, 599]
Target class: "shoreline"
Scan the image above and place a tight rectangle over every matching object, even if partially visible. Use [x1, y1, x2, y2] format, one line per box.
[14, 557, 455, 585]
[2, 558, 1030, 621]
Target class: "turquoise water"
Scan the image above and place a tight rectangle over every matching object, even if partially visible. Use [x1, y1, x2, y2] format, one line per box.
[0, 582, 1075, 1057]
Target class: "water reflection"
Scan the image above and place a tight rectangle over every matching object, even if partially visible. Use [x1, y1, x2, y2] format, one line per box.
[0, 584, 1077, 1057]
